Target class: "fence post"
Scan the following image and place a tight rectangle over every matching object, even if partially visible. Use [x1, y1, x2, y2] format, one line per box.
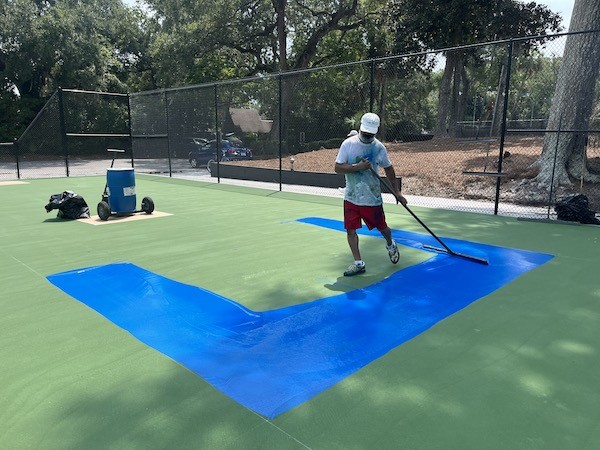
[369, 60, 375, 112]
[57, 87, 70, 177]
[494, 40, 514, 215]
[127, 93, 135, 169]
[14, 138, 20, 179]
[214, 84, 220, 181]
[164, 91, 173, 177]
[546, 116, 563, 218]
[279, 73, 283, 191]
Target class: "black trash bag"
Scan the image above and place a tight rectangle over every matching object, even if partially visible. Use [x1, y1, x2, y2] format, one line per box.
[44, 191, 90, 219]
[554, 194, 600, 225]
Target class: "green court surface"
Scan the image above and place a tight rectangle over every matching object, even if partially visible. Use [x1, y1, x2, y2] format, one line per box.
[1, 175, 599, 449]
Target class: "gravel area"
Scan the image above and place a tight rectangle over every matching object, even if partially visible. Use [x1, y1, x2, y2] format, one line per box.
[229, 136, 600, 209]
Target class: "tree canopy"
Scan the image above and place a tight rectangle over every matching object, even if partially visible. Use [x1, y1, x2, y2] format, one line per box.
[0, 0, 149, 139]
[0, 0, 582, 144]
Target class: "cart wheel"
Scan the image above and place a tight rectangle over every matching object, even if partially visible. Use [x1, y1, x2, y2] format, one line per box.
[97, 201, 110, 221]
[141, 197, 155, 214]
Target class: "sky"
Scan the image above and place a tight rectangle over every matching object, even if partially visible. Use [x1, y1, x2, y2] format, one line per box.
[123, 0, 576, 29]
[542, 0, 576, 29]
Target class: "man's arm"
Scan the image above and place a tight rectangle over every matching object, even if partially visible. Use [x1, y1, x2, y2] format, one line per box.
[383, 165, 407, 206]
[335, 159, 371, 174]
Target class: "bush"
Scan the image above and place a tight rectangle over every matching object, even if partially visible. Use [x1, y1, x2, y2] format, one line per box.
[252, 139, 287, 157]
[301, 138, 344, 152]
[385, 119, 421, 141]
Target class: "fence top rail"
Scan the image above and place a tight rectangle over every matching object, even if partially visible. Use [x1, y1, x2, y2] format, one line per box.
[61, 88, 129, 97]
[0, 142, 14, 146]
[65, 133, 130, 137]
[507, 129, 600, 133]
[130, 29, 600, 98]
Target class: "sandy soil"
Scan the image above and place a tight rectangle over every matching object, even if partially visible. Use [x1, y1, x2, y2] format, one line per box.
[231, 136, 600, 210]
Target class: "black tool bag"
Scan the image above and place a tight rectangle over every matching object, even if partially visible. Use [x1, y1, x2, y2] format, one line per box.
[44, 191, 91, 219]
[554, 194, 600, 225]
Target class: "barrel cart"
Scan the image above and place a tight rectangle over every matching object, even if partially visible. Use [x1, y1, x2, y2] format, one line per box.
[97, 149, 155, 221]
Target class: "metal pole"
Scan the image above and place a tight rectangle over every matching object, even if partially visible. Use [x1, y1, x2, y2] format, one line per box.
[164, 91, 173, 177]
[547, 116, 562, 219]
[214, 84, 220, 182]
[127, 93, 135, 169]
[279, 74, 283, 191]
[579, 131, 587, 192]
[494, 40, 513, 215]
[369, 61, 375, 112]
[14, 139, 20, 179]
[57, 87, 70, 177]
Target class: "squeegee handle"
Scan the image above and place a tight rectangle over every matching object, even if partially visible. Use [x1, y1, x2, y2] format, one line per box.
[107, 148, 126, 169]
[369, 167, 454, 255]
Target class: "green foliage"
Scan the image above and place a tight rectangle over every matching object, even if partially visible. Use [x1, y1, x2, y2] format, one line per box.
[386, 0, 562, 51]
[0, 0, 149, 140]
[301, 138, 345, 152]
[0, 92, 46, 142]
[508, 55, 562, 124]
[383, 0, 563, 134]
[0, 0, 144, 96]
[280, 65, 372, 150]
[0, 0, 576, 146]
[144, 0, 382, 85]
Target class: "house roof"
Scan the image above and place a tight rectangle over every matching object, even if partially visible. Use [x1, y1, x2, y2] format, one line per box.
[229, 108, 273, 133]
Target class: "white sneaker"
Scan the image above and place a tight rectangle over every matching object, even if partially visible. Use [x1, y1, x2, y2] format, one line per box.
[344, 262, 366, 276]
[387, 240, 399, 264]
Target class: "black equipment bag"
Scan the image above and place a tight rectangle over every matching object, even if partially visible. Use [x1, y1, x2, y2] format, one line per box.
[554, 194, 600, 225]
[44, 191, 90, 220]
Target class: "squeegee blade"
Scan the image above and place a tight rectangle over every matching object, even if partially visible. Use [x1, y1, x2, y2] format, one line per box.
[423, 244, 489, 265]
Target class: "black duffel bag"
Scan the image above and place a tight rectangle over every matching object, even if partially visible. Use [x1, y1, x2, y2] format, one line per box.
[45, 191, 90, 220]
[554, 194, 600, 225]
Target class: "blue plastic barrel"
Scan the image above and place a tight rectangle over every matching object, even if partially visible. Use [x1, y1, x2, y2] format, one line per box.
[107, 168, 136, 213]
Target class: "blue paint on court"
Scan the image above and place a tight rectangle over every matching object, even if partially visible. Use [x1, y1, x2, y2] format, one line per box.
[47, 217, 553, 418]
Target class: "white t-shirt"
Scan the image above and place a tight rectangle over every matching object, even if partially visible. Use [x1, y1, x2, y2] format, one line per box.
[335, 135, 392, 206]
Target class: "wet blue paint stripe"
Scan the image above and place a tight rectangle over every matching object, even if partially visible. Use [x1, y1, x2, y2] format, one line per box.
[47, 218, 553, 418]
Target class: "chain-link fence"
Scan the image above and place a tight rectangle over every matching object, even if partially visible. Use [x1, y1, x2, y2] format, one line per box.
[0, 142, 18, 179]
[5, 31, 600, 221]
[0, 89, 132, 179]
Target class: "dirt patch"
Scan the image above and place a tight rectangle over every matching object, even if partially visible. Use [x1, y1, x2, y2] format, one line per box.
[230, 136, 600, 210]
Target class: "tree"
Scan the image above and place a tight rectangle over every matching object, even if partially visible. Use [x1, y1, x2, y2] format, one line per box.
[145, 0, 372, 85]
[0, 0, 147, 140]
[532, 0, 600, 186]
[505, 55, 561, 127]
[144, 0, 385, 144]
[386, 0, 561, 137]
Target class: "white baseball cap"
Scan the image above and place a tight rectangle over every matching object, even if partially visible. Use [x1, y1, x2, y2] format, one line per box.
[347, 130, 358, 137]
[359, 113, 380, 134]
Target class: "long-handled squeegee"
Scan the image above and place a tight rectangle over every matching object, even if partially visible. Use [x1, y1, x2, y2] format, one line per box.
[369, 167, 489, 265]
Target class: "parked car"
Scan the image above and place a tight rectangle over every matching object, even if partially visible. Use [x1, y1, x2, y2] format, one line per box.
[188, 139, 253, 169]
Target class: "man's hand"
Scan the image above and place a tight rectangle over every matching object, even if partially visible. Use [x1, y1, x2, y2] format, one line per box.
[395, 192, 408, 207]
[334, 158, 371, 174]
[354, 158, 371, 172]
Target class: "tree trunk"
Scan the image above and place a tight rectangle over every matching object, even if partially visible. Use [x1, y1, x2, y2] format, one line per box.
[449, 54, 467, 136]
[435, 51, 457, 137]
[435, 61, 452, 136]
[378, 75, 389, 139]
[269, 76, 298, 148]
[270, 0, 287, 144]
[274, 0, 287, 71]
[456, 64, 470, 133]
[533, 0, 600, 186]
[491, 63, 507, 137]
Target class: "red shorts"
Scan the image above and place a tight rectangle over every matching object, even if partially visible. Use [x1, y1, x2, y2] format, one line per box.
[344, 200, 388, 231]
